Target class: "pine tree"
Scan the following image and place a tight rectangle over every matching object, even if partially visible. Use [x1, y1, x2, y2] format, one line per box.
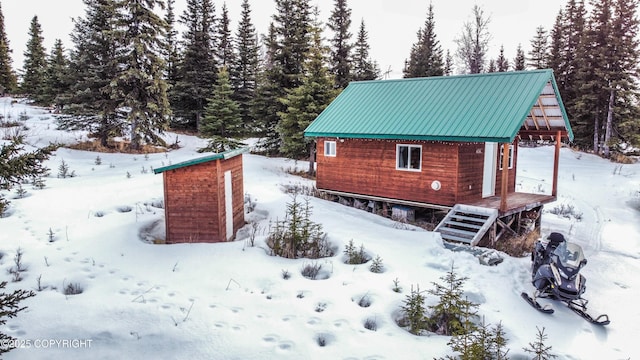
[200, 67, 243, 152]
[401, 285, 427, 335]
[611, 0, 640, 149]
[163, 0, 179, 89]
[20, 16, 48, 101]
[254, 0, 313, 154]
[0, 140, 52, 215]
[111, 0, 171, 150]
[232, 0, 259, 133]
[0, 3, 17, 94]
[42, 39, 71, 110]
[455, 5, 491, 74]
[427, 264, 479, 336]
[496, 44, 509, 72]
[327, 0, 353, 89]
[61, 0, 124, 147]
[487, 59, 496, 73]
[215, 3, 235, 68]
[278, 10, 338, 169]
[523, 327, 557, 360]
[170, 0, 218, 131]
[403, 2, 444, 78]
[444, 49, 454, 75]
[352, 19, 380, 81]
[252, 23, 284, 154]
[513, 43, 526, 70]
[0, 281, 35, 355]
[528, 26, 549, 69]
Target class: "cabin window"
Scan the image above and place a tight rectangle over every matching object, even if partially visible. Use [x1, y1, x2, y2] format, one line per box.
[324, 141, 336, 157]
[396, 144, 422, 171]
[499, 144, 514, 170]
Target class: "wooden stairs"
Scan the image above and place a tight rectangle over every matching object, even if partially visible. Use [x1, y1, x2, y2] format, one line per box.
[434, 204, 499, 246]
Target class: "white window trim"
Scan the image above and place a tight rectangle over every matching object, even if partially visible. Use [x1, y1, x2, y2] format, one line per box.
[324, 140, 336, 157]
[396, 144, 422, 172]
[499, 144, 514, 170]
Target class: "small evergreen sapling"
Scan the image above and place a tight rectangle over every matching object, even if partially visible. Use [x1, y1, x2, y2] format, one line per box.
[427, 264, 479, 336]
[400, 284, 427, 335]
[524, 327, 556, 360]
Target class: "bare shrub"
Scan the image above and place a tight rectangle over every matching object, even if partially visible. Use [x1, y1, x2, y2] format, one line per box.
[301, 262, 322, 280]
[364, 317, 378, 331]
[63, 282, 84, 296]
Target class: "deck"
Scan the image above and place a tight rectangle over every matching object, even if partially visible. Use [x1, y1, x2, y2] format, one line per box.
[465, 192, 556, 217]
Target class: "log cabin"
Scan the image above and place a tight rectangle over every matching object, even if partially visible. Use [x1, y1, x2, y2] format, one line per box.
[304, 69, 574, 246]
[153, 148, 246, 244]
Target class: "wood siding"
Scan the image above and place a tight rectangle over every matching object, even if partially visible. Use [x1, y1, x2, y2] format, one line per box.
[162, 155, 244, 244]
[316, 138, 517, 207]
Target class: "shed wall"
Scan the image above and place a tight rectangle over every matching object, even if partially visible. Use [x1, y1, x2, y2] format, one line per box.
[162, 155, 245, 243]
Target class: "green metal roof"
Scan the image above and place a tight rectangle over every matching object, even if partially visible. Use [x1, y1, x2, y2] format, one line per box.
[304, 69, 573, 143]
[153, 148, 247, 174]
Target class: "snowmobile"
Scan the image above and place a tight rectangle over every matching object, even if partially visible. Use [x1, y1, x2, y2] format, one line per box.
[521, 232, 610, 325]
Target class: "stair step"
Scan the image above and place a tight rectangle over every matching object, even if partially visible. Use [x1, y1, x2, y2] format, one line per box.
[444, 220, 483, 230]
[439, 227, 477, 238]
[439, 233, 474, 244]
[449, 213, 490, 223]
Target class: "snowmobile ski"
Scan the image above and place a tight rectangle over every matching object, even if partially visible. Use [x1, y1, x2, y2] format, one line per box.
[521, 292, 554, 314]
[567, 303, 610, 326]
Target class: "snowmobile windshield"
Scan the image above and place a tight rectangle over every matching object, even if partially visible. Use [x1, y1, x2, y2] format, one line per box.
[552, 242, 585, 268]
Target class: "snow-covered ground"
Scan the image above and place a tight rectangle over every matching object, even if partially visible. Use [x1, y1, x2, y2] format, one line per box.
[1, 97, 638, 359]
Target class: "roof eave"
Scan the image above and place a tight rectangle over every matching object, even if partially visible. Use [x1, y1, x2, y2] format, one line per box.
[153, 147, 248, 174]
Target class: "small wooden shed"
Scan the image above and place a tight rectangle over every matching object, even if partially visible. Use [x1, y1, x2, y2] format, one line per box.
[304, 69, 574, 245]
[153, 149, 246, 244]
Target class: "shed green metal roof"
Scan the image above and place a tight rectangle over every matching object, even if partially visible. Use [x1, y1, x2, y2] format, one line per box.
[153, 148, 247, 174]
[304, 69, 573, 143]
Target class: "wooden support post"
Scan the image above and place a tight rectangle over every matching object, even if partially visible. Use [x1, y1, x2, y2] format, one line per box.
[552, 130, 561, 197]
[500, 143, 510, 212]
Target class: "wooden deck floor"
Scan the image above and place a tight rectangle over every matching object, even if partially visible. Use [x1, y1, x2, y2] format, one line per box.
[465, 192, 556, 216]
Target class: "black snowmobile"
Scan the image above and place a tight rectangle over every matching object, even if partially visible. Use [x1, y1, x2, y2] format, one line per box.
[521, 232, 610, 325]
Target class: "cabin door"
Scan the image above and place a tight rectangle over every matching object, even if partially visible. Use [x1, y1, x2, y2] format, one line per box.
[224, 170, 233, 240]
[482, 142, 497, 197]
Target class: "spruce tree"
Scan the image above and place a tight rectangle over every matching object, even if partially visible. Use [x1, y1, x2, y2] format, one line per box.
[524, 327, 557, 360]
[0, 282, 35, 355]
[455, 5, 491, 74]
[611, 0, 640, 149]
[352, 19, 380, 81]
[232, 0, 259, 133]
[513, 44, 526, 71]
[215, 3, 235, 68]
[42, 39, 71, 110]
[200, 67, 243, 152]
[0, 3, 17, 94]
[327, 0, 353, 89]
[278, 10, 338, 169]
[20, 16, 47, 102]
[528, 26, 549, 69]
[444, 49, 453, 76]
[111, 0, 171, 150]
[61, 0, 124, 148]
[0, 140, 52, 215]
[496, 44, 509, 72]
[487, 59, 496, 73]
[163, 0, 179, 89]
[253, 23, 284, 154]
[403, 2, 444, 78]
[427, 264, 479, 336]
[170, 0, 218, 131]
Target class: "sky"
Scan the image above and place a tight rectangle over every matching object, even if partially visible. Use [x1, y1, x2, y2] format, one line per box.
[2, 0, 568, 79]
[1, 96, 638, 359]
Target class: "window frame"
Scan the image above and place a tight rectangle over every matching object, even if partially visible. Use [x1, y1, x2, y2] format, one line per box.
[396, 144, 422, 172]
[324, 140, 336, 157]
[499, 144, 514, 170]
